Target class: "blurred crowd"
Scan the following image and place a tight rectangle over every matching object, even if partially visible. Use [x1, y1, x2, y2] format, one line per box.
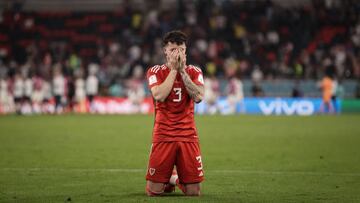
[0, 0, 360, 114]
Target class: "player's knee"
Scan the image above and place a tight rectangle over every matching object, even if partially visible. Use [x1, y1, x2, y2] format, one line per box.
[146, 189, 163, 197]
[146, 181, 165, 196]
[184, 183, 201, 196]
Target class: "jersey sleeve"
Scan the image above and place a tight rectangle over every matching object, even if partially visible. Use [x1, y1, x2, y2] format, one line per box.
[146, 65, 163, 89]
[188, 65, 204, 86]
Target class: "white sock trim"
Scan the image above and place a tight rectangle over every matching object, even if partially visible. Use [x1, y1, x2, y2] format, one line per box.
[169, 174, 178, 185]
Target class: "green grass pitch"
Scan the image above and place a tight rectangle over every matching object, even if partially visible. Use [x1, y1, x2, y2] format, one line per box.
[0, 114, 360, 203]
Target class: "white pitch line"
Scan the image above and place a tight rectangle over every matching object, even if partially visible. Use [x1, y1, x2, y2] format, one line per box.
[1, 168, 360, 177]
[0, 168, 144, 173]
[211, 170, 360, 177]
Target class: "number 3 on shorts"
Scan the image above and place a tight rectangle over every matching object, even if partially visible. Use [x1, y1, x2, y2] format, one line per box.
[196, 155, 203, 171]
[173, 88, 182, 102]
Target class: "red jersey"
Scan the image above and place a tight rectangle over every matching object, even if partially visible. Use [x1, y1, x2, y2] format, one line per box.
[147, 64, 204, 143]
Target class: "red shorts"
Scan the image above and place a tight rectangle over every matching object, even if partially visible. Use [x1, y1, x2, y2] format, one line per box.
[146, 141, 204, 184]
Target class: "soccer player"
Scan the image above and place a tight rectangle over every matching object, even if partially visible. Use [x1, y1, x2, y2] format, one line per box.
[145, 30, 205, 196]
[319, 67, 334, 114]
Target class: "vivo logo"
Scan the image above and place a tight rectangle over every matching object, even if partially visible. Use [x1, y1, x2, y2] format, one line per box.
[259, 99, 314, 115]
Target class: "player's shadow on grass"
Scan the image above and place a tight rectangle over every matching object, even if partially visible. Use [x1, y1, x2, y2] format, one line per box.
[124, 192, 188, 197]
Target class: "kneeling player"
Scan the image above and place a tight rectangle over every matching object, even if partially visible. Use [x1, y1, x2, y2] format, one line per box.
[145, 30, 205, 196]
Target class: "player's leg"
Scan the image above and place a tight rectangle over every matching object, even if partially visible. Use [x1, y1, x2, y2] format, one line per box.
[145, 142, 177, 196]
[184, 183, 201, 196]
[319, 100, 325, 113]
[176, 142, 204, 196]
[163, 168, 177, 193]
[166, 168, 185, 194]
[328, 100, 335, 114]
[147, 168, 177, 195]
[146, 180, 165, 196]
[169, 169, 199, 195]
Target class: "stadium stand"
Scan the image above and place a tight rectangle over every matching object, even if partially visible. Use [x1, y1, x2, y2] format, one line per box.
[0, 0, 359, 114]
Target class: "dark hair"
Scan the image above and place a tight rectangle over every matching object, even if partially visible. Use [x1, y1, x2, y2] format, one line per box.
[162, 30, 187, 47]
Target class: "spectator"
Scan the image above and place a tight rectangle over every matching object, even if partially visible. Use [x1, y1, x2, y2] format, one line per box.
[22, 74, 33, 114]
[126, 65, 145, 113]
[13, 73, 24, 114]
[67, 75, 75, 112]
[52, 67, 65, 114]
[252, 82, 264, 97]
[75, 74, 85, 103]
[31, 74, 43, 114]
[251, 65, 264, 83]
[42, 80, 53, 113]
[109, 79, 124, 97]
[75, 73, 86, 113]
[226, 76, 245, 114]
[204, 63, 220, 114]
[0, 76, 13, 113]
[224, 58, 245, 114]
[0, 77, 7, 112]
[86, 66, 99, 113]
[292, 80, 303, 98]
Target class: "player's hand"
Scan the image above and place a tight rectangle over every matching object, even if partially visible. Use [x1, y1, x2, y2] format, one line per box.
[178, 52, 186, 73]
[169, 50, 180, 71]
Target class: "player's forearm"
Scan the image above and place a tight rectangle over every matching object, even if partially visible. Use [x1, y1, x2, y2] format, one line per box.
[151, 69, 177, 102]
[180, 71, 204, 103]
